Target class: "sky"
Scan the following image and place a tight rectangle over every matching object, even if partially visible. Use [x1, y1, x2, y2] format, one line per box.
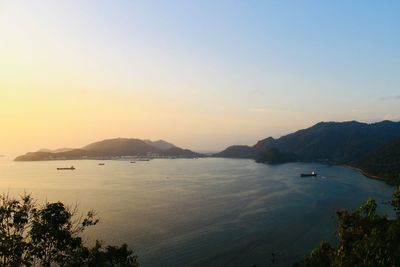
[1, 1, 400, 155]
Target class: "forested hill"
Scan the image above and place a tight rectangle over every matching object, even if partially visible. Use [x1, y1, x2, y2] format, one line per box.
[355, 138, 400, 185]
[215, 120, 400, 183]
[216, 121, 400, 162]
[256, 120, 400, 163]
[15, 138, 203, 161]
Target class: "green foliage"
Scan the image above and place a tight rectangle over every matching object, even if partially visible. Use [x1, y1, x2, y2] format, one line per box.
[0, 193, 34, 266]
[255, 147, 298, 164]
[216, 121, 400, 185]
[0, 193, 139, 267]
[85, 241, 138, 267]
[391, 189, 400, 216]
[298, 187, 400, 267]
[219, 121, 400, 163]
[356, 138, 400, 185]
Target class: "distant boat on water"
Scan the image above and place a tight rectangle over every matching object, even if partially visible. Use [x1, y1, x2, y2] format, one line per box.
[130, 161, 136, 163]
[300, 172, 317, 177]
[136, 158, 150, 161]
[99, 163, 105, 165]
[57, 166, 75, 170]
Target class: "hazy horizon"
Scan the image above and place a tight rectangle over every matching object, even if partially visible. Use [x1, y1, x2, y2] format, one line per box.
[1, 1, 400, 155]
[3, 119, 399, 157]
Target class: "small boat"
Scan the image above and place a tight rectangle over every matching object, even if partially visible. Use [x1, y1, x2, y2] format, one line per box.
[300, 172, 317, 177]
[130, 161, 136, 163]
[99, 163, 105, 166]
[57, 166, 75, 170]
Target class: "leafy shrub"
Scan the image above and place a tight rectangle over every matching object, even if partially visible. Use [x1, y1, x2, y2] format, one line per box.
[0, 193, 139, 267]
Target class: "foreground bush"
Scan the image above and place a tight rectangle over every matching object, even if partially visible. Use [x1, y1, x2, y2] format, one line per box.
[0, 193, 139, 266]
[297, 188, 400, 267]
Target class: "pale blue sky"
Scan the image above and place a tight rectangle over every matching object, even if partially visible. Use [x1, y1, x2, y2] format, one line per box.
[1, 1, 399, 153]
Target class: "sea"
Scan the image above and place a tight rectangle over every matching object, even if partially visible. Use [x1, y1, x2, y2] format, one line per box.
[0, 157, 395, 266]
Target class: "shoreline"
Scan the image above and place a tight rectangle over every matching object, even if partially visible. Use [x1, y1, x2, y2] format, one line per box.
[10, 156, 395, 186]
[347, 166, 385, 180]
[341, 164, 392, 185]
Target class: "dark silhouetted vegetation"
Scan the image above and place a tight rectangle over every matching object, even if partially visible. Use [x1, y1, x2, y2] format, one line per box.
[297, 187, 400, 267]
[15, 138, 204, 161]
[216, 121, 400, 162]
[255, 147, 298, 164]
[0, 193, 139, 266]
[356, 138, 400, 185]
[216, 120, 400, 184]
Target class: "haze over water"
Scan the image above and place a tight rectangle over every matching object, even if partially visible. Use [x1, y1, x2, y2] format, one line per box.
[0, 157, 394, 266]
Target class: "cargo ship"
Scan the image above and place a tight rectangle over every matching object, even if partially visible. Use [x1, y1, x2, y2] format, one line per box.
[300, 172, 317, 177]
[57, 166, 75, 170]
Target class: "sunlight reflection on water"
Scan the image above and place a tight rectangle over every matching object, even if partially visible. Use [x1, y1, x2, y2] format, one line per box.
[0, 157, 395, 266]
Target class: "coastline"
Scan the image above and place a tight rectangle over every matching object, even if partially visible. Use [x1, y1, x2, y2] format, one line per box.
[11, 154, 396, 187]
[344, 165, 388, 183]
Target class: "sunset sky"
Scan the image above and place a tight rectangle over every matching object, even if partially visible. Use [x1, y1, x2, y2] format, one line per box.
[1, 1, 400, 155]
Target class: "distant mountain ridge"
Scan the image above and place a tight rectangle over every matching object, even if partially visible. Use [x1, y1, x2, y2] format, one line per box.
[258, 120, 400, 162]
[15, 138, 203, 161]
[37, 148, 74, 153]
[14, 121, 400, 184]
[143, 140, 175, 150]
[216, 120, 400, 161]
[215, 120, 400, 183]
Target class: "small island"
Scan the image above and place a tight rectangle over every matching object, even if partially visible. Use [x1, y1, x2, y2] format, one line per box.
[15, 138, 204, 161]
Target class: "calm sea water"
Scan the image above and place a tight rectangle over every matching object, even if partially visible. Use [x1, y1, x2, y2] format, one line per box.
[0, 157, 395, 266]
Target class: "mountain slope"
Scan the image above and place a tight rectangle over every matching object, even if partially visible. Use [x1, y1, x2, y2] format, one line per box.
[216, 120, 400, 163]
[82, 138, 158, 156]
[15, 138, 203, 161]
[355, 138, 400, 185]
[143, 140, 175, 150]
[255, 147, 298, 164]
[213, 145, 255, 158]
[255, 120, 400, 163]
